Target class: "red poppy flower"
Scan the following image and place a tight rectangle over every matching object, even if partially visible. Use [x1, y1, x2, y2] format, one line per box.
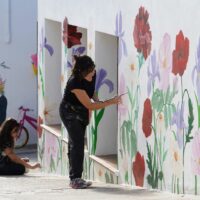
[172, 30, 189, 76]
[37, 116, 43, 138]
[133, 6, 152, 60]
[142, 98, 152, 137]
[132, 152, 145, 187]
[62, 17, 82, 48]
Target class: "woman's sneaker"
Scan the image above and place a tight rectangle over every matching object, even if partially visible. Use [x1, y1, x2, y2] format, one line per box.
[81, 179, 92, 187]
[69, 178, 87, 189]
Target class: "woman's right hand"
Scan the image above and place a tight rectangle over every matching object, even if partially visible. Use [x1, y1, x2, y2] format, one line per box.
[109, 95, 122, 105]
[30, 163, 41, 169]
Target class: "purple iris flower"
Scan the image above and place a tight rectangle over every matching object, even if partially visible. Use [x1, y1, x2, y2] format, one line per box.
[192, 38, 200, 102]
[171, 102, 186, 148]
[95, 68, 114, 93]
[115, 11, 127, 64]
[67, 46, 86, 68]
[147, 50, 160, 96]
[40, 28, 54, 56]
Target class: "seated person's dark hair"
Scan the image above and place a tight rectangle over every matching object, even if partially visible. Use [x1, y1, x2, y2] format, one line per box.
[0, 118, 19, 150]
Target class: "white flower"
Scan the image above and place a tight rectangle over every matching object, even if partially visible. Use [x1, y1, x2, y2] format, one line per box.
[170, 135, 183, 178]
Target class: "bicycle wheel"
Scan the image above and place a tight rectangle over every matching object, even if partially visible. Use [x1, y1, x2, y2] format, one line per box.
[15, 126, 29, 149]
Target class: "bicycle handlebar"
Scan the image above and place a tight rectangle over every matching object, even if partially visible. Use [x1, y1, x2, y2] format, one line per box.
[18, 106, 34, 112]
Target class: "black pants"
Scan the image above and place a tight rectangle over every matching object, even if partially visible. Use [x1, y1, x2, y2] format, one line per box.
[0, 157, 25, 175]
[60, 103, 86, 180]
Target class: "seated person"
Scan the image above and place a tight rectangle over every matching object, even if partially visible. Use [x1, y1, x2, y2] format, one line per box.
[0, 118, 40, 175]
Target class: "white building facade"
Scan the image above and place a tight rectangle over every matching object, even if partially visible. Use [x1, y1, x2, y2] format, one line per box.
[37, 0, 200, 195]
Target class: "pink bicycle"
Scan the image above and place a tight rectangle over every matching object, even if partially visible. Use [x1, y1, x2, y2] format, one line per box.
[15, 106, 37, 149]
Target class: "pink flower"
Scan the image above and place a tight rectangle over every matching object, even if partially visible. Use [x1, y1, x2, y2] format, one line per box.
[31, 53, 38, 75]
[159, 33, 172, 91]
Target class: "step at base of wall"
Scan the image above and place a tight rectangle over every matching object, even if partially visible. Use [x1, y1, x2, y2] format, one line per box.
[90, 154, 119, 176]
[41, 124, 88, 150]
[41, 124, 61, 138]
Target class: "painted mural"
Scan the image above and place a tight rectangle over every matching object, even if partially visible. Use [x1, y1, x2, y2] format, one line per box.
[91, 68, 114, 154]
[37, 0, 200, 196]
[0, 61, 9, 126]
[31, 53, 38, 76]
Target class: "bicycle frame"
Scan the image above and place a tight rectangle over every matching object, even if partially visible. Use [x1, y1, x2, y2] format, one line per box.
[18, 106, 37, 137]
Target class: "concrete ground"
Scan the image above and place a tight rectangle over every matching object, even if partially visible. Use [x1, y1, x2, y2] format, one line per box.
[0, 146, 198, 200]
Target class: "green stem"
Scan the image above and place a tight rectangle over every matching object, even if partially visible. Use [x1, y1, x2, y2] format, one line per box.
[198, 105, 200, 128]
[172, 174, 174, 193]
[194, 92, 200, 128]
[39, 66, 45, 97]
[195, 175, 198, 195]
[174, 176, 176, 193]
[181, 77, 185, 194]
[177, 178, 180, 194]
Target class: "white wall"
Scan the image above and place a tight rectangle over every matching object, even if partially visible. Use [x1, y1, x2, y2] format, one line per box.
[45, 19, 62, 125]
[95, 31, 118, 155]
[37, 0, 200, 194]
[0, 0, 37, 144]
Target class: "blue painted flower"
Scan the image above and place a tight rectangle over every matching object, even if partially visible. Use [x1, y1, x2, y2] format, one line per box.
[67, 46, 86, 68]
[171, 102, 186, 148]
[192, 38, 200, 102]
[147, 50, 160, 96]
[40, 28, 54, 56]
[95, 68, 114, 93]
[115, 11, 127, 64]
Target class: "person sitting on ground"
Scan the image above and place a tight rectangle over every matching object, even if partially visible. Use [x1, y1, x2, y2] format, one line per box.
[0, 118, 41, 175]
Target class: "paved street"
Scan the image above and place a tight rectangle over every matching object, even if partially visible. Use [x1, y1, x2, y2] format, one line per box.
[0, 147, 198, 200]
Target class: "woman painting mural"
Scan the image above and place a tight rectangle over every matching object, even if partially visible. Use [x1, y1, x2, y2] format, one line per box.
[59, 55, 122, 189]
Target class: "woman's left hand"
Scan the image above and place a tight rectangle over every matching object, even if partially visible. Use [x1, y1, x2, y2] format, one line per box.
[22, 157, 29, 162]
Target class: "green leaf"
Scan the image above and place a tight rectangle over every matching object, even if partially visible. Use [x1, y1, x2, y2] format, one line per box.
[121, 120, 133, 155]
[195, 93, 200, 128]
[164, 105, 168, 129]
[146, 142, 159, 189]
[168, 105, 172, 126]
[39, 66, 45, 97]
[110, 173, 114, 183]
[130, 129, 137, 159]
[152, 89, 164, 112]
[121, 123, 126, 152]
[146, 143, 153, 174]
[188, 97, 194, 134]
[56, 151, 60, 166]
[165, 86, 170, 103]
[96, 108, 105, 127]
[172, 104, 176, 113]
[50, 155, 56, 172]
[158, 171, 163, 180]
[125, 171, 129, 183]
[163, 150, 168, 162]
[105, 172, 110, 183]
[186, 97, 194, 144]
[127, 86, 134, 106]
